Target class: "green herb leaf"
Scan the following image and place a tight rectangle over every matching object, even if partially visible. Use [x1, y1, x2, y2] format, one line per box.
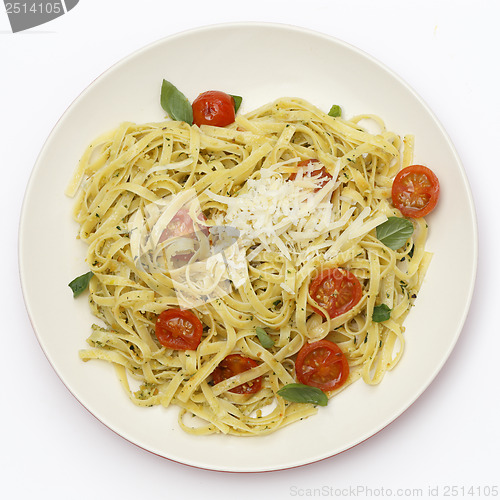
[68, 271, 94, 298]
[160, 80, 193, 124]
[376, 217, 414, 250]
[256, 327, 275, 349]
[372, 304, 392, 323]
[277, 383, 328, 406]
[328, 104, 342, 118]
[230, 94, 242, 113]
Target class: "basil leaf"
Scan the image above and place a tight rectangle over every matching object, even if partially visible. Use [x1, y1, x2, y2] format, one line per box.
[256, 327, 274, 349]
[277, 383, 328, 406]
[328, 104, 341, 117]
[160, 79, 193, 125]
[230, 94, 242, 114]
[68, 271, 93, 298]
[372, 304, 391, 323]
[376, 217, 414, 250]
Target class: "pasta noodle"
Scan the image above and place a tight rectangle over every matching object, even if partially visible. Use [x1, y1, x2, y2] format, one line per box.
[67, 97, 432, 436]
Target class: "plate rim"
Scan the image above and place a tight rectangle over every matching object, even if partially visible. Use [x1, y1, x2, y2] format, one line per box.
[18, 21, 478, 472]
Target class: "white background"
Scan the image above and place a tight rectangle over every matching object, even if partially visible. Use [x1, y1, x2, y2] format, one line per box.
[2, 0, 499, 498]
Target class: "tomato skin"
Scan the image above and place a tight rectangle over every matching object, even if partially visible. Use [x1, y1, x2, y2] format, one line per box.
[309, 268, 362, 319]
[212, 354, 262, 394]
[159, 208, 208, 243]
[159, 208, 208, 262]
[392, 164, 440, 218]
[289, 159, 333, 191]
[295, 340, 349, 391]
[192, 91, 235, 127]
[155, 309, 203, 350]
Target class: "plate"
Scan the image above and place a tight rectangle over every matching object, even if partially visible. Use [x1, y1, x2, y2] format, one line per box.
[19, 23, 477, 472]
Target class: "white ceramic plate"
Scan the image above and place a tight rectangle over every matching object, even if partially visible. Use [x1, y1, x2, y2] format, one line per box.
[19, 23, 477, 472]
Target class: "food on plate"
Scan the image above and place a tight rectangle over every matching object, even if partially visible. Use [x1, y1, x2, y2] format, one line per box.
[309, 268, 362, 319]
[295, 339, 350, 392]
[155, 308, 203, 350]
[66, 90, 438, 436]
[391, 164, 440, 218]
[192, 90, 236, 127]
[212, 354, 263, 395]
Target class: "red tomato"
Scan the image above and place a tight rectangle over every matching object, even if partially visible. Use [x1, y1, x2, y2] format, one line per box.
[295, 340, 349, 391]
[212, 354, 262, 394]
[192, 91, 235, 127]
[391, 164, 440, 218]
[309, 268, 362, 319]
[159, 208, 208, 262]
[289, 159, 332, 191]
[159, 208, 208, 243]
[155, 309, 203, 350]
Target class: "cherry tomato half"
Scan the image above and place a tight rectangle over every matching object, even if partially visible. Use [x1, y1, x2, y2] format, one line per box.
[155, 309, 203, 350]
[391, 164, 440, 218]
[159, 208, 209, 262]
[192, 91, 235, 127]
[212, 354, 262, 394]
[295, 340, 349, 392]
[159, 208, 208, 243]
[309, 268, 362, 319]
[289, 159, 333, 191]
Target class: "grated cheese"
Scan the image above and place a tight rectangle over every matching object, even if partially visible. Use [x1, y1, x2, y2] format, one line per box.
[205, 161, 387, 292]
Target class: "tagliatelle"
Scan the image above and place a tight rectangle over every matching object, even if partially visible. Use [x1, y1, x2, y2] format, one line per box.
[67, 97, 432, 436]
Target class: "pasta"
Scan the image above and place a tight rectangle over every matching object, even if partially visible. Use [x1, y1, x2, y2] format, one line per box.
[67, 97, 432, 436]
